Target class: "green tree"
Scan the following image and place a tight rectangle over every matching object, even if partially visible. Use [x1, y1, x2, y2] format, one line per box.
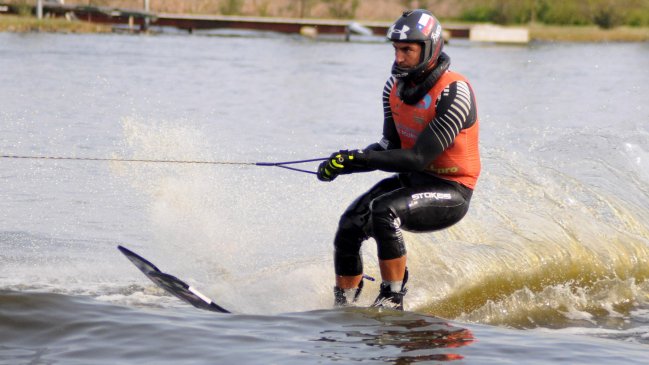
[220, 0, 244, 15]
[298, 0, 316, 18]
[399, 0, 431, 9]
[458, 0, 538, 24]
[322, 0, 360, 19]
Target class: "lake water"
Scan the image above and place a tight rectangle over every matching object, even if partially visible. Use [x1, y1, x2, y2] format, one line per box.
[1, 30, 649, 364]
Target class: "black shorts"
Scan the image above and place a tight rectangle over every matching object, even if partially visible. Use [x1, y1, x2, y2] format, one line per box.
[333, 172, 473, 276]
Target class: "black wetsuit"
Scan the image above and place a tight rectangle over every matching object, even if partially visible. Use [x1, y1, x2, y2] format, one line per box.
[334, 75, 478, 277]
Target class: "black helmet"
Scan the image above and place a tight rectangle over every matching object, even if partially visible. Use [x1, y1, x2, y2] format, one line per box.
[387, 9, 444, 79]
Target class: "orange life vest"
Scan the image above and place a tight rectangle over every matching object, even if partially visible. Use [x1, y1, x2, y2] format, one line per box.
[389, 71, 481, 189]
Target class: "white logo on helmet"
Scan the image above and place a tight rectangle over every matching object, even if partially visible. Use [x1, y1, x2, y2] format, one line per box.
[431, 26, 442, 42]
[388, 24, 410, 40]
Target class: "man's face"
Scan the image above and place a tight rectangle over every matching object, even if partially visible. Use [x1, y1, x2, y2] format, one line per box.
[393, 42, 422, 69]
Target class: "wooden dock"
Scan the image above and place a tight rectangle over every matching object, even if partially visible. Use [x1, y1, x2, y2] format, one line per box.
[151, 13, 471, 39]
[0, 3, 471, 39]
[3, 3, 528, 43]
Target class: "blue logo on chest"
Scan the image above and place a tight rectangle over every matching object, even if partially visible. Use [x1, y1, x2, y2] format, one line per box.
[416, 94, 432, 109]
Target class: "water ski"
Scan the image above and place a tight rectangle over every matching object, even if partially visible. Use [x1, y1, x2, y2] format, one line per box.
[117, 245, 230, 314]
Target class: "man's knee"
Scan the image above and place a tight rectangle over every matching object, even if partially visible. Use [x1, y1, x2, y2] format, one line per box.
[370, 199, 406, 260]
[333, 213, 367, 276]
[377, 242, 406, 260]
[333, 232, 363, 276]
[334, 252, 363, 276]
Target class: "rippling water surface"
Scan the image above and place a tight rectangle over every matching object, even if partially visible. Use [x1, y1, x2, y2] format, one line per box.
[1, 31, 649, 364]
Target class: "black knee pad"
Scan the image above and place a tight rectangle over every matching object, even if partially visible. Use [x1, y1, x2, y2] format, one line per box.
[376, 241, 406, 260]
[333, 214, 367, 276]
[370, 200, 406, 260]
[334, 252, 363, 276]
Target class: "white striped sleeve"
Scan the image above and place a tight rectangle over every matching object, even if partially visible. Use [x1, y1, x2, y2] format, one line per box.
[427, 81, 473, 150]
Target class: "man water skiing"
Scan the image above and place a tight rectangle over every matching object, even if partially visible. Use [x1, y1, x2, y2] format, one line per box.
[317, 9, 480, 310]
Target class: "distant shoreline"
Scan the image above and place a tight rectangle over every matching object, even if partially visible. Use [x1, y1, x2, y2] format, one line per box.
[0, 14, 112, 33]
[528, 23, 649, 42]
[1, 15, 648, 42]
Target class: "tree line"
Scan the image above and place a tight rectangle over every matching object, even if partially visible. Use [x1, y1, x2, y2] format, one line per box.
[5, 0, 649, 28]
[458, 0, 649, 29]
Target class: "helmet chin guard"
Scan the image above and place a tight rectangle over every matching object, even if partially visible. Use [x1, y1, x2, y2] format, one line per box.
[387, 9, 444, 80]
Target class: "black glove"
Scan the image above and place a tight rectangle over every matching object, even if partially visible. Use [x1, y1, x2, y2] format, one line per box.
[317, 150, 368, 182]
[317, 159, 338, 182]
